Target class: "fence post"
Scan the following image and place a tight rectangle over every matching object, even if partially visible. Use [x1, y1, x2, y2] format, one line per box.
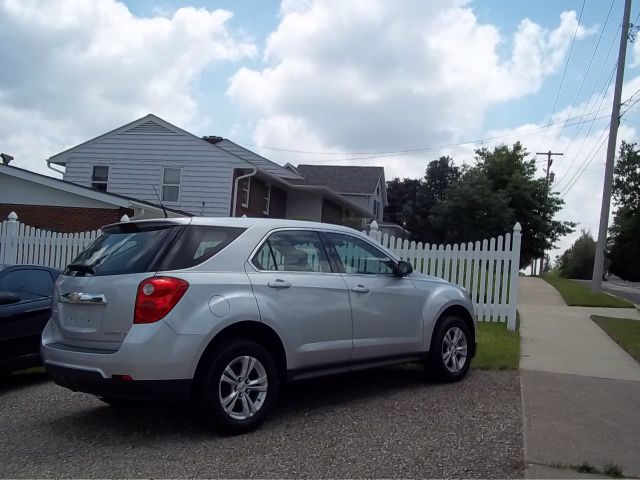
[369, 220, 380, 244]
[507, 222, 522, 331]
[5, 211, 19, 265]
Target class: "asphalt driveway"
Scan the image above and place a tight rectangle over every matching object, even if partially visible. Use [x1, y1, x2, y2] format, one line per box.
[0, 368, 523, 478]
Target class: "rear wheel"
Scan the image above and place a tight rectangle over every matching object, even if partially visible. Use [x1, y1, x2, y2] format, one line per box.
[194, 339, 279, 435]
[427, 315, 471, 382]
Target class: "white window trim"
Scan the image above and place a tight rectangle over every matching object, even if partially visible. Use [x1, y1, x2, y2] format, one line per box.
[241, 177, 251, 208]
[91, 165, 109, 191]
[263, 184, 272, 215]
[162, 167, 182, 203]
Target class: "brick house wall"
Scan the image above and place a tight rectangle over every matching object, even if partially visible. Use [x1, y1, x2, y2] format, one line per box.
[0, 204, 133, 232]
[231, 171, 287, 218]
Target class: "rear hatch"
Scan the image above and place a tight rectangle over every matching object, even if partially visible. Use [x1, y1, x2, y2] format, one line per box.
[54, 219, 248, 351]
[54, 221, 187, 350]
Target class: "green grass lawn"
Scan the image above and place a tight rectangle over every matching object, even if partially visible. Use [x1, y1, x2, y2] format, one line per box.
[473, 316, 520, 370]
[542, 275, 634, 308]
[592, 315, 640, 363]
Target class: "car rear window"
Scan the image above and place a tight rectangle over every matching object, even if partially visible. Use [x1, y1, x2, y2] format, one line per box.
[157, 225, 246, 270]
[65, 223, 245, 276]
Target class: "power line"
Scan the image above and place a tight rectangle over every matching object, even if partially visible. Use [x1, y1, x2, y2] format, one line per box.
[550, 0, 616, 150]
[559, 126, 610, 196]
[554, 63, 617, 189]
[556, 81, 640, 197]
[548, 19, 623, 187]
[238, 111, 611, 163]
[536, 0, 586, 151]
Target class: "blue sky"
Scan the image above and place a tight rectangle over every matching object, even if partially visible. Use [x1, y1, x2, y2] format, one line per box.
[1, 0, 639, 256]
[118, 0, 635, 142]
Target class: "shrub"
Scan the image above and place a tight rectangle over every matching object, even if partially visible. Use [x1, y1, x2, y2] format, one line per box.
[557, 231, 596, 280]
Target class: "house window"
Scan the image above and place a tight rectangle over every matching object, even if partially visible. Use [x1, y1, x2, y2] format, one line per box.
[263, 184, 271, 215]
[162, 167, 181, 202]
[373, 199, 381, 218]
[241, 177, 251, 208]
[91, 166, 109, 192]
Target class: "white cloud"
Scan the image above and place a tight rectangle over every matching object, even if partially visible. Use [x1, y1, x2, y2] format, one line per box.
[227, 0, 591, 158]
[0, 0, 256, 173]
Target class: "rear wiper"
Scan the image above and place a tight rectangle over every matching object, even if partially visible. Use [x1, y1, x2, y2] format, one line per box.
[67, 263, 95, 274]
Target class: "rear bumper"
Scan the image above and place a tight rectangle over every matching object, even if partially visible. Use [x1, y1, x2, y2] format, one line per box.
[41, 319, 206, 384]
[46, 364, 191, 402]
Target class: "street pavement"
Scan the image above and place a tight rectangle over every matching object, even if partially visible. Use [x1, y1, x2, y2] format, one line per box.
[518, 277, 640, 479]
[576, 276, 640, 306]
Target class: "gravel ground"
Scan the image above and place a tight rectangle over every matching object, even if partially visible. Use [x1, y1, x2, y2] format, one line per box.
[0, 367, 523, 478]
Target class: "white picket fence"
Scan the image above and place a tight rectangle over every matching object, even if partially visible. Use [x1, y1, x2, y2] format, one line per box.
[365, 221, 522, 330]
[0, 212, 101, 270]
[0, 211, 521, 330]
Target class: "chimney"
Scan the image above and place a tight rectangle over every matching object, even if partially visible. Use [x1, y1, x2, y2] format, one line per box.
[202, 135, 224, 145]
[1, 153, 13, 165]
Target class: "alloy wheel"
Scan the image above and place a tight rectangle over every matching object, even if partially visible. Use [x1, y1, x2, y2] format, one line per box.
[218, 355, 268, 420]
[441, 326, 468, 373]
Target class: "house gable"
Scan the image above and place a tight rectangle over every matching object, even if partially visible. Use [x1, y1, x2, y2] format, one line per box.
[47, 114, 254, 217]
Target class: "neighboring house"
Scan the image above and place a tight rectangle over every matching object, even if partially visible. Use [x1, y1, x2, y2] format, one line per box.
[0, 162, 187, 232]
[46, 114, 369, 226]
[293, 164, 387, 225]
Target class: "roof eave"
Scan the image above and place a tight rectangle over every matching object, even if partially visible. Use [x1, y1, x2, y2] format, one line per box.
[255, 169, 371, 218]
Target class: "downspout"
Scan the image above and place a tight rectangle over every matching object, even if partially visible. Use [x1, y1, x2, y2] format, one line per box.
[46, 160, 65, 176]
[232, 168, 257, 217]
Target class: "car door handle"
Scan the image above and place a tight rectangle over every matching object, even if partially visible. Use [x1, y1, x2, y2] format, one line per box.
[351, 285, 370, 294]
[267, 279, 291, 289]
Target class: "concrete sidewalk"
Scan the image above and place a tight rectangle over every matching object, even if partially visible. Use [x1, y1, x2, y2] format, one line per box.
[518, 277, 640, 478]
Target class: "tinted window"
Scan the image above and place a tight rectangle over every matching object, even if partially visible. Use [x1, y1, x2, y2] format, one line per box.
[67, 224, 181, 276]
[253, 243, 277, 271]
[327, 233, 395, 275]
[0, 269, 53, 300]
[253, 230, 331, 273]
[67, 224, 245, 276]
[159, 226, 246, 270]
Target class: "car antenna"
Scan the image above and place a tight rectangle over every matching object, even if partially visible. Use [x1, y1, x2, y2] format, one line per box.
[151, 185, 168, 218]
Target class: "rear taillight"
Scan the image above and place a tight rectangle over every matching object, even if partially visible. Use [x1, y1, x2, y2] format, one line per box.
[134, 276, 189, 324]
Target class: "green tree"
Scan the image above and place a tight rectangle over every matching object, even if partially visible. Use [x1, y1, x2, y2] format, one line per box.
[424, 156, 461, 203]
[430, 142, 574, 267]
[428, 169, 515, 244]
[609, 141, 640, 280]
[385, 156, 460, 241]
[557, 231, 596, 279]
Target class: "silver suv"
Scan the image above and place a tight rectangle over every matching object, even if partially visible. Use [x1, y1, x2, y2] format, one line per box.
[42, 218, 476, 434]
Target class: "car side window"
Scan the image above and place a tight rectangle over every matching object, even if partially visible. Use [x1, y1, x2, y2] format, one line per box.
[252, 230, 332, 273]
[0, 269, 53, 301]
[253, 242, 278, 271]
[326, 233, 395, 275]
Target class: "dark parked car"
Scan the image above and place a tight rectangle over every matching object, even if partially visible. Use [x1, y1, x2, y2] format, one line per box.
[0, 265, 60, 374]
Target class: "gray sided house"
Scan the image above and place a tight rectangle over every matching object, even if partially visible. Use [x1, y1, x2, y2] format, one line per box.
[46, 114, 369, 226]
[294, 164, 388, 223]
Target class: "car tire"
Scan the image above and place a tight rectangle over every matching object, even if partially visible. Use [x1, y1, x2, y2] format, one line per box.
[194, 339, 279, 435]
[427, 315, 472, 382]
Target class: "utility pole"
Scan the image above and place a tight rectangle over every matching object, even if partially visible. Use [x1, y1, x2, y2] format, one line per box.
[536, 150, 563, 275]
[592, 0, 632, 292]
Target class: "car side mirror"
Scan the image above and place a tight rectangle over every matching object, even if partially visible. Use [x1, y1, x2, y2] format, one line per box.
[0, 292, 21, 306]
[395, 260, 413, 277]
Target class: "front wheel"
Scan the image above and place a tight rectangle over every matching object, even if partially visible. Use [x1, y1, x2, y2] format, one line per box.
[427, 315, 472, 382]
[194, 339, 279, 435]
